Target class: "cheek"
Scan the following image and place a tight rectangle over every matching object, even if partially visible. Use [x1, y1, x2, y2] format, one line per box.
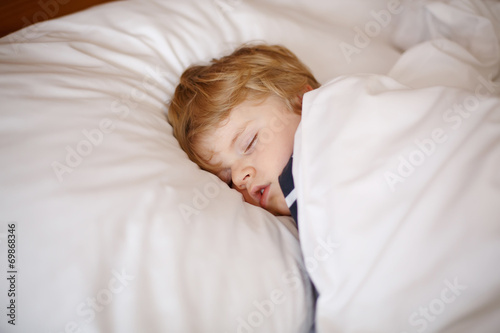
[255, 121, 297, 178]
[264, 117, 298, 154]
[275, 121, 298, 162]
[275, 112, 300, 149]
[270, 189, 291, 216]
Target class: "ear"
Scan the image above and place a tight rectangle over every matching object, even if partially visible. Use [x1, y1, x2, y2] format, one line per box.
[298, 84, 314, 107]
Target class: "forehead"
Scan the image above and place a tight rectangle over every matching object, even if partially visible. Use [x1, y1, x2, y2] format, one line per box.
[196, 95, 285, 167]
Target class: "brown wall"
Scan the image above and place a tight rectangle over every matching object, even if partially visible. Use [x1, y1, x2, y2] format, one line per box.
[0, 0, 117, 38]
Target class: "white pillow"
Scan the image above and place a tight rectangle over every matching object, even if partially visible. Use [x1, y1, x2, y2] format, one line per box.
[0, 0, 400, 332]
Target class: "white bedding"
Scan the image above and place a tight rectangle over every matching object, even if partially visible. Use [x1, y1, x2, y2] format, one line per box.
[0, 0, 402, 332]
[295, 1, 500, 332]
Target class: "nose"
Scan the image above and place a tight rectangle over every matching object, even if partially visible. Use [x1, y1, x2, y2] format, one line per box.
[232, 165, 255, 190]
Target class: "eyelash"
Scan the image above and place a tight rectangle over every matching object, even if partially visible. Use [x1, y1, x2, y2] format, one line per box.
[244, 134, 258, 153]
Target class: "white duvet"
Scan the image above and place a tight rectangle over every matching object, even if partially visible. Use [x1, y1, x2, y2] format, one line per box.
[295, 1, 500, 332]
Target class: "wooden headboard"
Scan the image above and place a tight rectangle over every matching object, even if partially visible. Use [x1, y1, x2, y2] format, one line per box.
[0, 0, 116, 38]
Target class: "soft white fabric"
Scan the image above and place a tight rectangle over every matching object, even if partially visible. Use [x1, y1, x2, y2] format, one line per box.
[0, 0, 401, 332]
[295, 1, 500, 332]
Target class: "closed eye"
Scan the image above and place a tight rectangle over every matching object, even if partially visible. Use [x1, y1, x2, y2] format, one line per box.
[244, 134, 258, 153]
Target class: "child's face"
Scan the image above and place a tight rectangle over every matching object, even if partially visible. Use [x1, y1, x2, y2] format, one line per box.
[197, 94, 301, 216]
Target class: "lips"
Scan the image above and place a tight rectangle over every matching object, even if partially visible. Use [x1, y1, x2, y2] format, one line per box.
[260, 185, 270, 208]
[251, 184, 271, 209]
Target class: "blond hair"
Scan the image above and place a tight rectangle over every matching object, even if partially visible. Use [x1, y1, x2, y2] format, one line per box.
[167, 44, 320, 172]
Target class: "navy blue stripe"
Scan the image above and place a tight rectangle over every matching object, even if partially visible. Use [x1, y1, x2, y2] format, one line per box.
[278, 156, 298, 224]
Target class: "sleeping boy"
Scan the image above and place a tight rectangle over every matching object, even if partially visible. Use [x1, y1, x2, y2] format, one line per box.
[167, 44, 319, 223]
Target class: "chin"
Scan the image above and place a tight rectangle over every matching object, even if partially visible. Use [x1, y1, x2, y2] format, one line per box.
[266, 196, 290, 216]
[268, 204, 291, 217]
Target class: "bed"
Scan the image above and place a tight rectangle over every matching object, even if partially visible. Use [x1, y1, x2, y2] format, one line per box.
[0, 0, 498, 332]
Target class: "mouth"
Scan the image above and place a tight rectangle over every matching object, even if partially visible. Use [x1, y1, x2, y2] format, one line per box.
[251, 184, 271, 209]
